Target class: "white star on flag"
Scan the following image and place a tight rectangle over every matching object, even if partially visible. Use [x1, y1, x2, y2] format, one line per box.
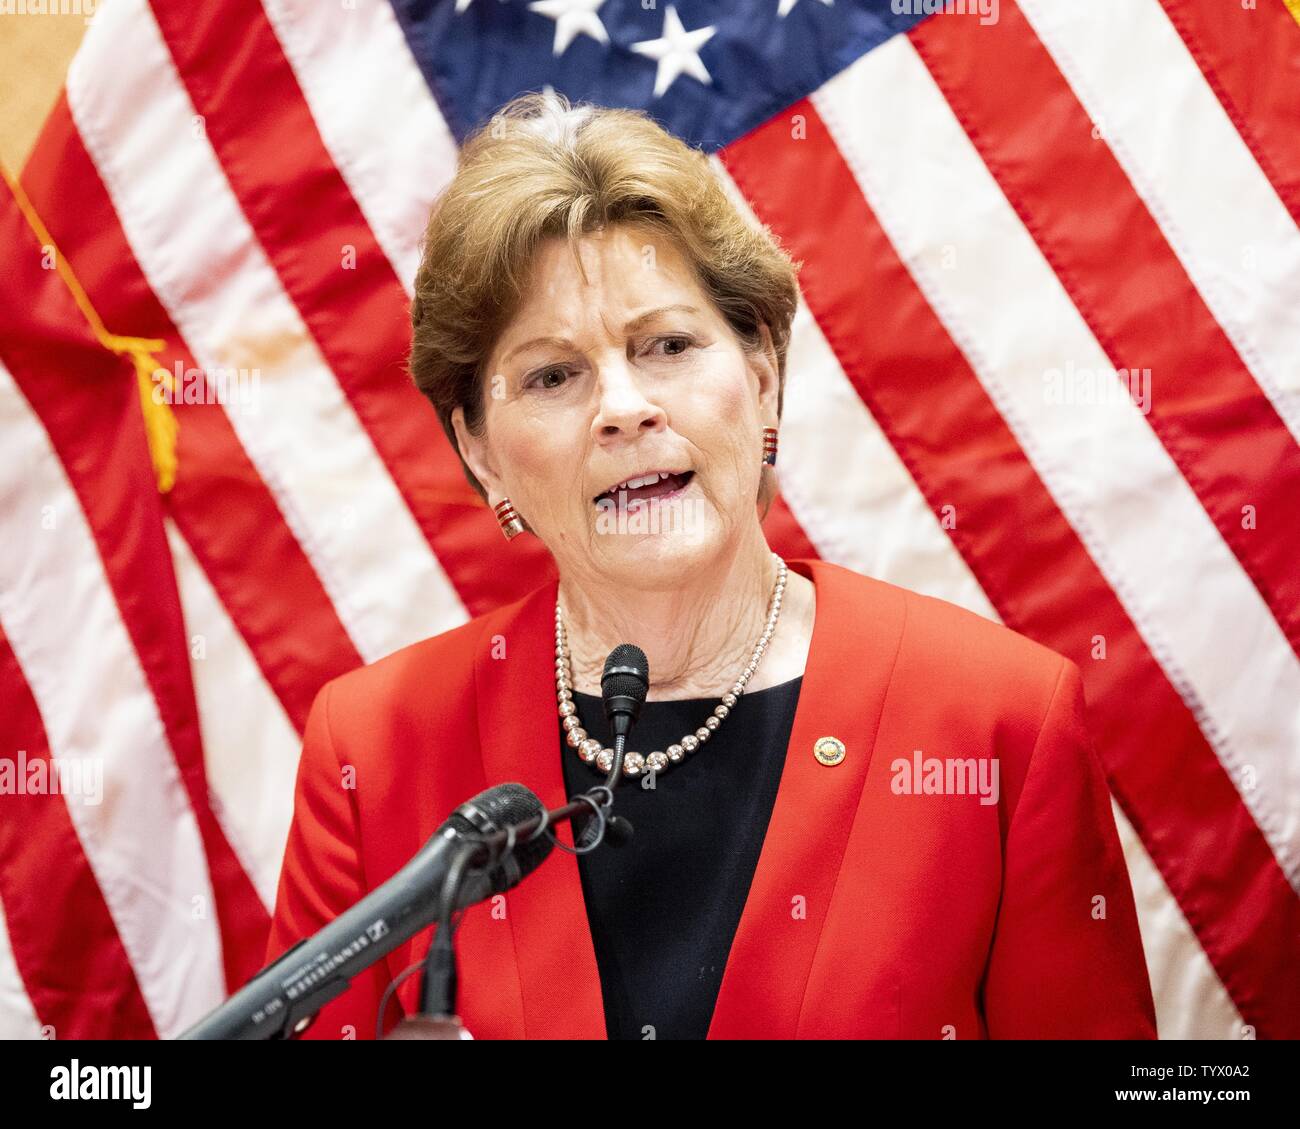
[777, 0, 834, 17]
[528, 0, 610, 57]
[630, 5, 717, 98]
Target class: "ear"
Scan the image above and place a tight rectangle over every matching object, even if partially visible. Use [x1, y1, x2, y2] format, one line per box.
[751, 321, 781, 427]
[451, 405, 505, 501]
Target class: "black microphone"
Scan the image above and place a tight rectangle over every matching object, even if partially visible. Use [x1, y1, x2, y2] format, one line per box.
[602, 643, 649, 744]
[180, 782, 550, 1040]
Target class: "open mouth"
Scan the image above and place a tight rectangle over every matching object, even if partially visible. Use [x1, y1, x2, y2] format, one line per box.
[592, 470, 695, 508]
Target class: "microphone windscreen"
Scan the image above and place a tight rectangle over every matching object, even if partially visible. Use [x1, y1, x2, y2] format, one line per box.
[449, 781, 544, 837]
[449, 782, 552, 891]
[601, 643, 649, 703]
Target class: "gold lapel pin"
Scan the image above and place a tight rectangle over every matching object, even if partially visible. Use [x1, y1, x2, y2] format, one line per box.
[813, 736, 846, 767]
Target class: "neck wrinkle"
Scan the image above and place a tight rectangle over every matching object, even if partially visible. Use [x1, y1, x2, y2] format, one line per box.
[557, 534, 780, 702]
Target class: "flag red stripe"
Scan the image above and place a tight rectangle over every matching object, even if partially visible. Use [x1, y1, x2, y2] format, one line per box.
[0, 186, 267, 993]
[909, 5, 1300, 661]
[0, 630, 158, 1039]
[21, 96, 364, 733]
[1159, 0, 1300, 226]
[145, 0, 557, 615]
[721, 103, 1300, 1037]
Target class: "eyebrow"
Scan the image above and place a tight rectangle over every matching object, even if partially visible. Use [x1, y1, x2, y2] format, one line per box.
[501, 304, 702, 364]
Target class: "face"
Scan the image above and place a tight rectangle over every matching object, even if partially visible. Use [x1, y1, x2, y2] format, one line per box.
[452, 224, 780, 590]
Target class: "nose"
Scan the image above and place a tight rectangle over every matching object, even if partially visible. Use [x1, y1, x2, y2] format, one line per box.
[590, 356, 667, 443]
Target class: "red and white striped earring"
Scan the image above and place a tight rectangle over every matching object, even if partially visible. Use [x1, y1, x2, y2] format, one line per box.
[761, 426, 779, 467]
[494, 497, 525, 541]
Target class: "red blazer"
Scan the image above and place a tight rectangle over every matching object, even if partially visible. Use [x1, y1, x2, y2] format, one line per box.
[265, 558, 1157, 1039]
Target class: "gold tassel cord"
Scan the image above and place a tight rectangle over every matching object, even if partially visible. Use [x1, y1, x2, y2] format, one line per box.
[2, 162, 177, 493]
[128, 342, 179, 494]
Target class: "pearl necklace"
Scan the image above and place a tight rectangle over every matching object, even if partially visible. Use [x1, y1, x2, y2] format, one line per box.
[555, 553, 788, 777]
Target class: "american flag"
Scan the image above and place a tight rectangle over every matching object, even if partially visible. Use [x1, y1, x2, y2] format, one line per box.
[1, 0, 1297, 1040]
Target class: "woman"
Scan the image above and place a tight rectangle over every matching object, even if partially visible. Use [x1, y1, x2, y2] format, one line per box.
[265, 92, 1157, 1040]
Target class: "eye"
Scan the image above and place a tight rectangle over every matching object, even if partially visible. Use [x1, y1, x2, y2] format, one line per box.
[647, 335, 695, 358]
[526, 365, 570, 391]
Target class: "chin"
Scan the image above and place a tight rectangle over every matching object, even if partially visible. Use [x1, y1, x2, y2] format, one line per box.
[591, 514, 724, 591]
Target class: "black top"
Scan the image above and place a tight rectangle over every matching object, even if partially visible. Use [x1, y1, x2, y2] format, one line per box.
[558, 676, 803, 1040]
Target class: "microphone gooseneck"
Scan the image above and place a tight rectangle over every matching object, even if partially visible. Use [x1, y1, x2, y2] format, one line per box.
[601, 642, 649, 789]
[572, 644, 649, 847]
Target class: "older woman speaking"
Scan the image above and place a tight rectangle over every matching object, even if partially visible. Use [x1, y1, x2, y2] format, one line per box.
[265, 92, 1157, 1041]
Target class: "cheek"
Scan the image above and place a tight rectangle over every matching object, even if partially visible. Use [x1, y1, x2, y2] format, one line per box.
[706, 368, 760, 457]
[712, 354, 760, 424]
[499, 413, 584, 508]
[681, 356, 754, 430]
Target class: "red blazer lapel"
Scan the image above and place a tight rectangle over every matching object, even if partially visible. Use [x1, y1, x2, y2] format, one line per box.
[707, 558, 906, 1038]
[474, 575, 607, 1039]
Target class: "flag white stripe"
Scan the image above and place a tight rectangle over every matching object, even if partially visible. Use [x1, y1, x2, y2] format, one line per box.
[0, 360, 226, 1038]
[1019, 0, 1300, 444]
[0, 898, 42, 1039]
[1111, 799, 1245, 1040]
[67, 0, 466, 664]
[816, 37, 1300, 888]
[780, 299, 999, 620]
[166, 518, 299, 911]
[261, 0, 459, 294]
[710, 158, 999, 620]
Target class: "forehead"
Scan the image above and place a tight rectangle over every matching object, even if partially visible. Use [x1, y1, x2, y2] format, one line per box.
[502, 226, 706, 339]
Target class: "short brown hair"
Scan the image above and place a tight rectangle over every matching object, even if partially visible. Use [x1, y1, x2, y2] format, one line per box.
[408, 90, 801, 514]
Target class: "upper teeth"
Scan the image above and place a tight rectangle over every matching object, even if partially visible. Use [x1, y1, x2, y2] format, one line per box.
[611, 471, 673, 493]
